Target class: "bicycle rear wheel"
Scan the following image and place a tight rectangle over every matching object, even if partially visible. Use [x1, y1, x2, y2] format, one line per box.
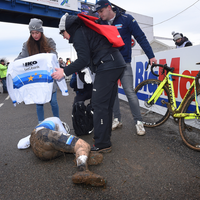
[179, 90, 200, 151]
[135, 79, 170, 127]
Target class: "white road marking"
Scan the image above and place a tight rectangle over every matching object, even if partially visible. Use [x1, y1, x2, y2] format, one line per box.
[5, 95, 10, 100]
[0, 95, 10, 108]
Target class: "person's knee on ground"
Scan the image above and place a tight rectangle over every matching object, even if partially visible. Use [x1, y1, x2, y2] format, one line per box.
[30, 129, 63, 161]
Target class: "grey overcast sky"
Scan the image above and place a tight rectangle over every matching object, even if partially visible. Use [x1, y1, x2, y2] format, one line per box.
[0, 0, 200, 62]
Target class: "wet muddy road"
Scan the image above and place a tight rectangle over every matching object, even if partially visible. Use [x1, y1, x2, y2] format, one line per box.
[0, 84, 200, 200]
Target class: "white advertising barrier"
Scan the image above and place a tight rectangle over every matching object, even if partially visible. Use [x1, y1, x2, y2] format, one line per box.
[118, 45, 200, 115]
[20, 0, 79, 11]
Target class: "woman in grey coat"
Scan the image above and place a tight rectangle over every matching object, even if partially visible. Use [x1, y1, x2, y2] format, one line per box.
[15, 18, 59, 123]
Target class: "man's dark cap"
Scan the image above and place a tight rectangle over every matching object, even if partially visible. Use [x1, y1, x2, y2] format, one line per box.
[94, 0, 111, 12]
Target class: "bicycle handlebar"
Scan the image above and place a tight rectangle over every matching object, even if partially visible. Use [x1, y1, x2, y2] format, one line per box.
[146, 62, 174, 77]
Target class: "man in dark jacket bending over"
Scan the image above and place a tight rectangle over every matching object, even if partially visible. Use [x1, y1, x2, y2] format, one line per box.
[52, 13, 126, 153]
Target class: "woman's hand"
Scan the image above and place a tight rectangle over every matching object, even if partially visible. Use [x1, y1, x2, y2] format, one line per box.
[51, 68, 65, 80]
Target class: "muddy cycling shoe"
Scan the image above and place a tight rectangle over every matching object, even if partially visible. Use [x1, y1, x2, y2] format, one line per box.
[72, 170, 106, 187]
[91, 145, 112, 153]
[88, 152, 103, 165]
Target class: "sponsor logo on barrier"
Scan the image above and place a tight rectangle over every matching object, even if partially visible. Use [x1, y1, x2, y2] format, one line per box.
[134, 57, 198, 100]
[118, 57, 199, 101]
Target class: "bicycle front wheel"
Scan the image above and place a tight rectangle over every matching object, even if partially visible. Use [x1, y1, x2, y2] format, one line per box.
[179, 90, 200, 151]
[135, 79, 170, 127]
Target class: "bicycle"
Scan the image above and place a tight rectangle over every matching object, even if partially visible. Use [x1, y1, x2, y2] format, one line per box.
[135, 63, 200, 151]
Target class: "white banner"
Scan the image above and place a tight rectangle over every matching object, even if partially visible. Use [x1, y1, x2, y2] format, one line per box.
[119, 45, 200, 113]
[20, 0, 79, 11]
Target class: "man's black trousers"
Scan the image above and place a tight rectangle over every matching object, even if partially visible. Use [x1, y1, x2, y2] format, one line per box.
[92, 68, 124, 149]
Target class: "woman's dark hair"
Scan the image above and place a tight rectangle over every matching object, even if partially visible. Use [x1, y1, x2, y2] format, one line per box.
[27, 33, 55, 56]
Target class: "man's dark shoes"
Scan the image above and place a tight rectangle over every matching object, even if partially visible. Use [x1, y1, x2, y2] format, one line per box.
[91, 145, 112, 153]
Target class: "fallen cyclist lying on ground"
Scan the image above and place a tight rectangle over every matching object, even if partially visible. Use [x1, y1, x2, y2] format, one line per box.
[17, 117, 106, 187]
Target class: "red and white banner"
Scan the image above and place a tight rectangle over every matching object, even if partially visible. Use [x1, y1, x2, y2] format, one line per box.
[118, 45, 200, 110]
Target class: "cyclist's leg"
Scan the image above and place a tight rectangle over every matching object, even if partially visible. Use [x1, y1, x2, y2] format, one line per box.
[30, 128, 106, 186]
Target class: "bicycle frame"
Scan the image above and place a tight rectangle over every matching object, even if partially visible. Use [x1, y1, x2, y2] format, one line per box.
[147, 71, 200, 119]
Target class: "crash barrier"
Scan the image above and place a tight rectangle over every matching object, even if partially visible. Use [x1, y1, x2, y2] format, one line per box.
[118, 45, 200, 114]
